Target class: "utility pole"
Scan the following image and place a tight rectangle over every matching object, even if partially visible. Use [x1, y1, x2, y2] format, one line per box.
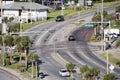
[61, 0, 64, 15]
[101, 0, 105, 51]
[36, 62, 38, 80]
[1, 0, 5, 66]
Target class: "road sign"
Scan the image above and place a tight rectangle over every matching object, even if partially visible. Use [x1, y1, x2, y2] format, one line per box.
[84, 23, 94, 27]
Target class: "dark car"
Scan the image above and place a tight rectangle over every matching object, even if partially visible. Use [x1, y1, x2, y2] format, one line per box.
[56, 15, 64, 22]
[68, 35, 76, 41]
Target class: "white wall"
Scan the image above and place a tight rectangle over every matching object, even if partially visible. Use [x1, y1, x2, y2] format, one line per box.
[3, 10, 19, 18]
[3, 9, 47, 22]
[104, 29, 120, 35]
[33, 10, 47, 20]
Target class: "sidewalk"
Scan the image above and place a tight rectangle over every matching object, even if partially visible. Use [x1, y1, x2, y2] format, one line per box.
[0, 66, 28, 80]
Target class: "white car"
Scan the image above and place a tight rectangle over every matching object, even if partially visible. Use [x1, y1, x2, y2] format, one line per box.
[59, 69, 70, 77]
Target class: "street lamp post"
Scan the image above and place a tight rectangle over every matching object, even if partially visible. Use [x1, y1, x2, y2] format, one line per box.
[20, 20, 22, 36]
[107, 50, 109, 74]
[107, 21, 111, 74]
[101, 0, 106, 51]
[2, 36, 5, 66]
[61, 0, 64, 15]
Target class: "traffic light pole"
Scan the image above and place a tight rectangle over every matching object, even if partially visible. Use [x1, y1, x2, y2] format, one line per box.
[83, 21, 111, 51]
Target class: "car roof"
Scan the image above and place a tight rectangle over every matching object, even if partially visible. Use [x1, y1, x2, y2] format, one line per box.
[60, 69, 67, 71]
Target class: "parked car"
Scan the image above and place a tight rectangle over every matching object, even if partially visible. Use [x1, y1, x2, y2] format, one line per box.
[68, 35, 76, 41]
[59, 69, 70, 77]
[56, 15, 64, 22]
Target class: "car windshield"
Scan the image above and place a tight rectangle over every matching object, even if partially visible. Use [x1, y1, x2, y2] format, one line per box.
[60, 69, 67, 72]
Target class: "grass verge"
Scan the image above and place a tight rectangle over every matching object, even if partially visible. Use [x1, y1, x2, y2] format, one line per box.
[99, 52, 120, 65]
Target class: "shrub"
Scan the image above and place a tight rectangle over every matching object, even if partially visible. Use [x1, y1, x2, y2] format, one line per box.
[5, 58, 11, 65]
[70, 78, 75, 80]
[116, 61, 120, 67]
[17, 64, 26, 72]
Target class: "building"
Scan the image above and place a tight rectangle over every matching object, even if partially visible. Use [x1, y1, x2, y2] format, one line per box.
[0, 2, 51, 23]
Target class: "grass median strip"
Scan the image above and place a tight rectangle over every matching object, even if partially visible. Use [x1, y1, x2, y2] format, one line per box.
[99, 52, 120, 66]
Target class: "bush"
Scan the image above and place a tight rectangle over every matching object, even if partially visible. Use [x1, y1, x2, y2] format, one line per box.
[70, 78, 75, 80]
[115, 40, 120, 47]
[116, 61, 120, 67]
[17, 64, 26, 72]
[5, 58, 11, 65]
[13, 54, 20, 62]
[9, 17, 14, 22]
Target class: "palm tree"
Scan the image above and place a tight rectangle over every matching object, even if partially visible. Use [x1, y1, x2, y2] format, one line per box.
[8, 23, 20, 33]
[88, 67, 100, 80]
[16, 36, 32, 64]
[0, 36, 3, 46]
[28, 53, 39, 78]
[3, 35, 14, 63]
[103, 73, 115, 80]
[65, 62, 76, 79]
[79, 65, 89, 79]
[79, 65, 100, 80]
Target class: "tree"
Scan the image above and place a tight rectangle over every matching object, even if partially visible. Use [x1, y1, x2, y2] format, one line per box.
[116, 6, 120, 12]
[9, 17, 14, 22]
[115, 20, 120, 27]
[79, 65, 89, 78]
[115, 40, 120, 47]
[79, 65, 100, 80]
[116, 61, 120, 67]
[4, 35, 14, 63]
[28, 53, 39, 78]
[16, 36, 32, 65]
[65, 62, 76, 78]
[105, 14, 114, 21]
[103, 73, 115, 80]
[2, 17, 8, 23]
[92, 12, 101, 22]
[88, 67, 100, 80]
[4, 35, 14, 47]
[16, 36, 32, 52]
[8, 23, 20, 33]
[0, 36, 2, 46]
[103, 11, 108, 18]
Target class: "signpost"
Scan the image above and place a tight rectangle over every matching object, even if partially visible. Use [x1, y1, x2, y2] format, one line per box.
[109, 65, 115, 73]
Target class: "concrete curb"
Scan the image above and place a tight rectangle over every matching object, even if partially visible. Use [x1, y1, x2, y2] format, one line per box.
[51, 53, 79, 73]
[0, 66, 28, 80]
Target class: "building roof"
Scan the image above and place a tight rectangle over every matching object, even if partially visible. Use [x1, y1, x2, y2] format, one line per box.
[1, 2, 51, 10]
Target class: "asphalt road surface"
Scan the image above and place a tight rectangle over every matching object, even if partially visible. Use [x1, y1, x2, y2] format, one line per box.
[28, 4, 120, 80]
[0, 69, 17, 80]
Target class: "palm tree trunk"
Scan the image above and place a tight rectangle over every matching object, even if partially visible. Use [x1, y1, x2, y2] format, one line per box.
[94, 27, 97, 36]
[19, 53, 22, 63]
[25, 51, 28, 70]
[32, 61, 34, 78]
[71, 72, 74, 78]
[10, 47, 12, 63]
